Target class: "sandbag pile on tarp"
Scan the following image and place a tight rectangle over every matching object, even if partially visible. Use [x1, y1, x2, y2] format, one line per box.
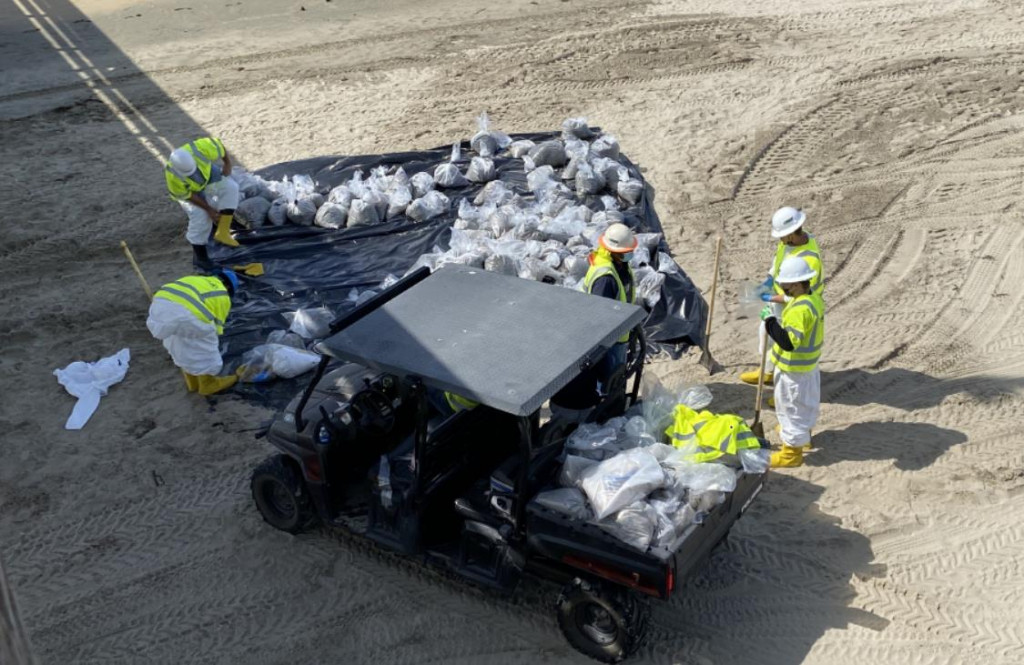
[209, 115, 707, 406]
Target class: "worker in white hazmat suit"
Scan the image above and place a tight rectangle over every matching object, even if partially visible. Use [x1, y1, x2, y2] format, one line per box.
[146, 269, 241, 395]
[741, 206, 824, 387]
[165, 137, 241, 270]
[759, 256, 824, 468]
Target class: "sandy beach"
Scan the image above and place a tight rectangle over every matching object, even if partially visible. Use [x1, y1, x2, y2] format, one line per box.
[2, 0, 1023, 663]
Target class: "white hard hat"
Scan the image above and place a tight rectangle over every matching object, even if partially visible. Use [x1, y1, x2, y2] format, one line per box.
[168, 148, 197, 177]
[771, 206, 806, 238]
[600, 223, 638, 253]
[776, 256, 817, 284]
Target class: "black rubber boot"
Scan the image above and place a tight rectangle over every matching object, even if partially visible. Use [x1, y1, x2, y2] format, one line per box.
[192, 243, 213, 272]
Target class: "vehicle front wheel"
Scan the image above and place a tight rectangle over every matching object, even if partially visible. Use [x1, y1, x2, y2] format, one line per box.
[251, 455, 316, 533]
[556, 578, 649, 663]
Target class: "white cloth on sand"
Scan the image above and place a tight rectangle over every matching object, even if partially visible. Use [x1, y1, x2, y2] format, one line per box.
[53, 348, 131, 430]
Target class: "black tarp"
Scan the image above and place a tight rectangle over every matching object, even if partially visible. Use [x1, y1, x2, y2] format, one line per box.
[208, 131, 706, 406]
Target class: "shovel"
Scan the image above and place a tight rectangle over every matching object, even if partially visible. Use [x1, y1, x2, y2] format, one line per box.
[750, 340, 769, 438]
[121, 240, 191, 391]
[698, 236, 724, 374]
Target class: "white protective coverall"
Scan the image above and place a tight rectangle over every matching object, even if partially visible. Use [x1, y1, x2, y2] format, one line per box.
[146, 298, 223, 376]
[181, 177, 240, 245]
[773, 357, 820, 447]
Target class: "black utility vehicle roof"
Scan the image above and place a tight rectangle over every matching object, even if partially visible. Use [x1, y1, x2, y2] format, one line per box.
[316, 265, 645, 416]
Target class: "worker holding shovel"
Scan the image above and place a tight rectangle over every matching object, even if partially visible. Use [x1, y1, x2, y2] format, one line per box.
[741, 206, 824, 388]
[759, 256, 824, 468]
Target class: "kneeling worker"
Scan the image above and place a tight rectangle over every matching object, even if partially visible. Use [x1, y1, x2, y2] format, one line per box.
[759, 256, 824, 468]
[146, 269, 241, 395]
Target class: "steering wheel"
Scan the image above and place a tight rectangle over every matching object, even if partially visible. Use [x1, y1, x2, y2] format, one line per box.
[352, 388, 397, 437]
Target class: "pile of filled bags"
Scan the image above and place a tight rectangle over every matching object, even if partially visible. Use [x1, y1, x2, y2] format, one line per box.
[226, 113, 679, 307]
[531, 381, 770, 552]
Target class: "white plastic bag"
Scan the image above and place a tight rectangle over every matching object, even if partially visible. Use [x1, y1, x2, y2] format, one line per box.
[533, 488, 592, 520]
[650, 493, 697, 547]
[738, 280, 769, 319]
[362, 190, 388, 220]
[466, 156, 496, 183]
[434, 143, 470, 188]
[53, 348, 130, 430]
[595, 501, 658, 551]
[406, 190, 450, 222]
[508, 139, 535, 158]
[469, 111, 512, 158]
[562, 117, 596, 139]
[328, 184, 353, 206]
[740, 447, 771, 474]
[575, 161, 606, 196]
[528, 140, 568, 168]
[234, 170, 275, 201]
[386, 180, 413, 218]
[657, 251, 680, 275]
[526, 165, 557, 193]
[562, 156, 581, 181]
[347, 199, 381, 227]
[474, 180, 514, 207]
[236, 196, 270, 228]
[591, 157, 621, 191]
[267, 198, 288, 226]
[286, 307, 334, 339]
[287, 196, 318, 226]
[662, 457, 738, 494]
[679, 385, 714, 410]
[581, 448, 666, 520]
[591, 134, 620, 159]
[617, 175, 644, 205]
[266, 344, 320, 379]
[484, 254, 518, 276]
[267, 330, 305, 349]
[634, 266, 666, 308]
[559, 455, 600, 488]
[410, 171, 435, 198]
[314, 202, 348, 229]
[566, 420, 628, 460]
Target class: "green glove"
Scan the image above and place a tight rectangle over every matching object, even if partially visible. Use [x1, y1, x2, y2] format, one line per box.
[760, 305, 772, 321]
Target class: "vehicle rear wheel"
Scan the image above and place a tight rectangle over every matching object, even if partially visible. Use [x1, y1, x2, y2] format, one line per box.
[251, 455, 315, 533]
[556, 578, 649, 663]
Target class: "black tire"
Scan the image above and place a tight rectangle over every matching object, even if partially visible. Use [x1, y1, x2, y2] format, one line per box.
[251, 455, 316, 533]
[556, 579, 650, 663]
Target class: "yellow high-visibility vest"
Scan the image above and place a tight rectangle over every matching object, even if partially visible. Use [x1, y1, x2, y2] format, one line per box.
[165, 137, 227, 201]
[771, 234, 824, 298]
[153, 275, 232, 334]
[771, 293, 825, 373]
[583, 248, 636, 343]
[444, 392, 479, 413]
[665, 405, 761, 463]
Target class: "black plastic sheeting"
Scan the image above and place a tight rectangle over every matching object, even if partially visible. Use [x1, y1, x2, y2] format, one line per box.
[208, 132, 707, 406]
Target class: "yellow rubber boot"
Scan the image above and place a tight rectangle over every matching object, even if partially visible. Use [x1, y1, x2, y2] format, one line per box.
[183, 372, 199, 392]
[770, 445, 804, 468]
[196, 373, 238, 395]
[214, 213, 240, 247]
[740, 369, 773, 386]
[775, 424, 813, 449]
